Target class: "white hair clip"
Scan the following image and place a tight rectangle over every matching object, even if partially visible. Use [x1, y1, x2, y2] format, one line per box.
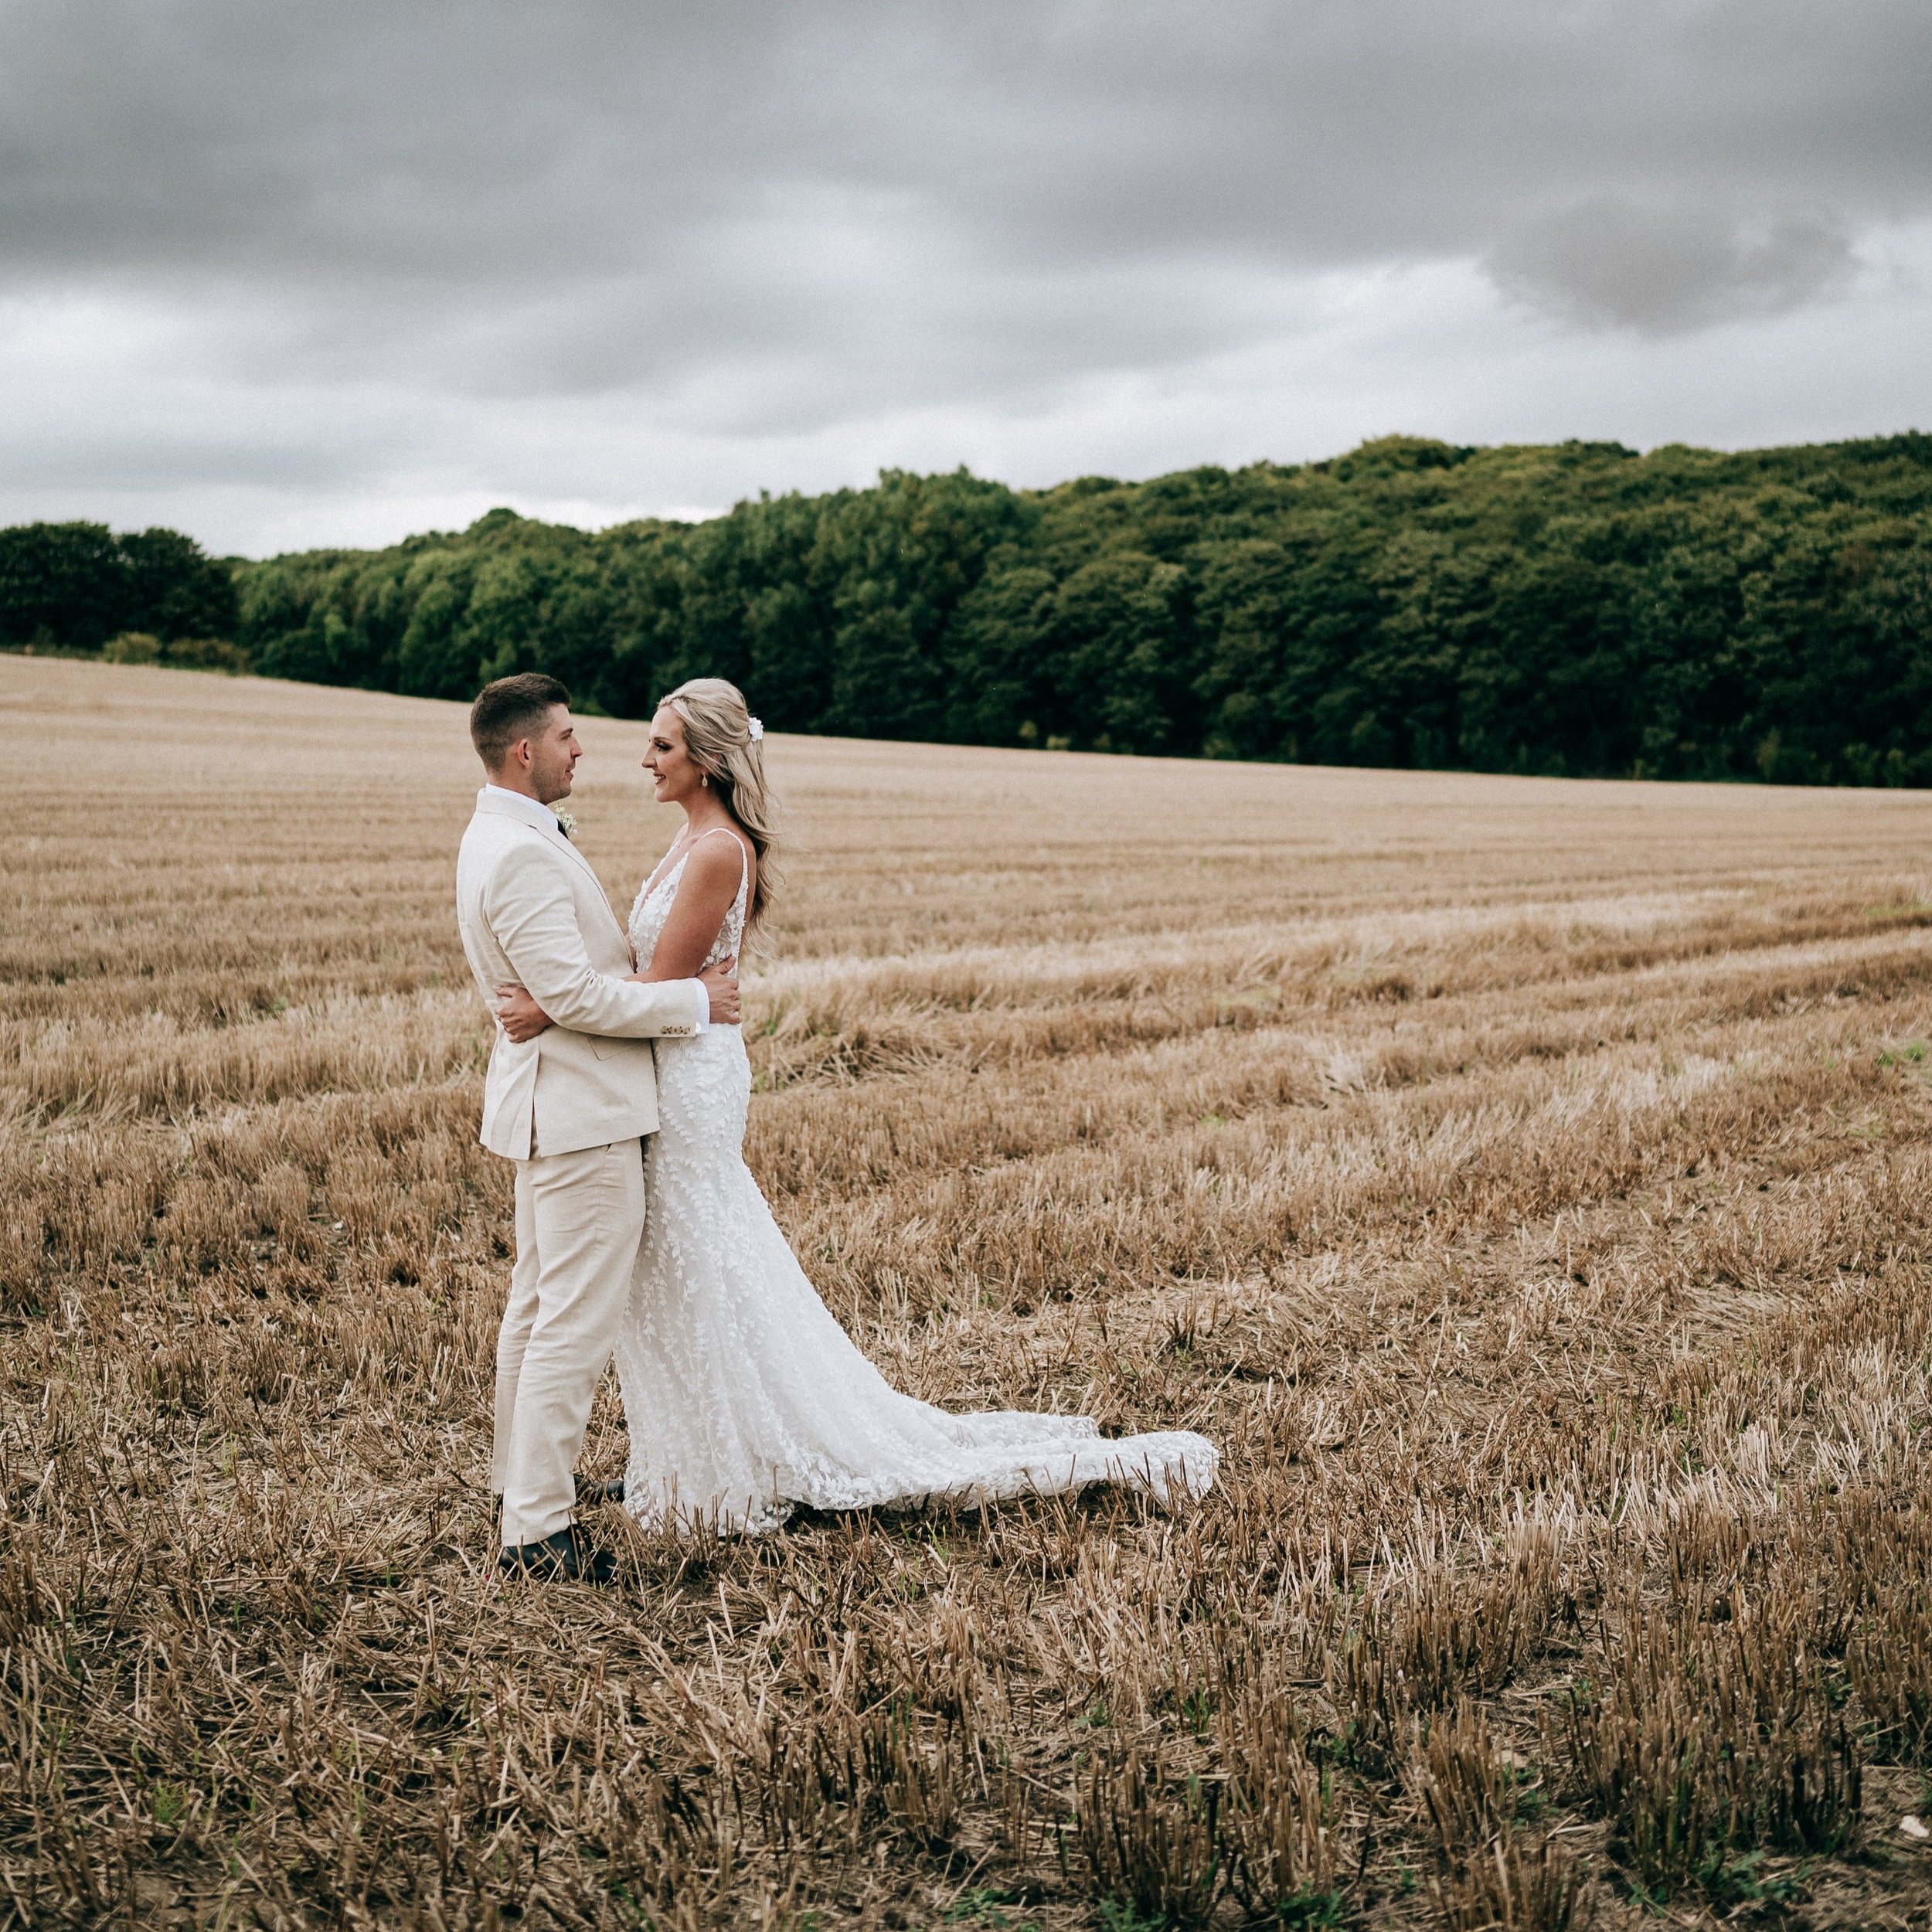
[747, 716, 764, 742]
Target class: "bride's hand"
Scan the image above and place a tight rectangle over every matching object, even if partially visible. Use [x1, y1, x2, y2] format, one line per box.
[696, 957, 740, 1026]
[495, 985, 553, 1043]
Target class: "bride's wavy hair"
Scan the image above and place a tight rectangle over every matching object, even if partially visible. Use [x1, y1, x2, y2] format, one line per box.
[658, 677, 780, 932]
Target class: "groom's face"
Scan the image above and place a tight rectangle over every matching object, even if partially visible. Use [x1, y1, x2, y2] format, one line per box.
[526, 704, 582, 804]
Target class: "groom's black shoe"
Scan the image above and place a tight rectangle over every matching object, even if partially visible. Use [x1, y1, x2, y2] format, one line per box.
[574, 1475, 625, 1505]
[497, 1527, 617, 1587]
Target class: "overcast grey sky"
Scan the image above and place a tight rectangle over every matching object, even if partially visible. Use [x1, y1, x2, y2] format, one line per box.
[2, 0, 1928, 555]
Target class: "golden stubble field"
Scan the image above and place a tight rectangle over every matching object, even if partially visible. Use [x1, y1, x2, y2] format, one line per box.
[4, 653, 1932, 1930]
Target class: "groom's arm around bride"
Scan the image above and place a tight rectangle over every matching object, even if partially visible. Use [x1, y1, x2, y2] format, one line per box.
[461, 808, 733, 1155]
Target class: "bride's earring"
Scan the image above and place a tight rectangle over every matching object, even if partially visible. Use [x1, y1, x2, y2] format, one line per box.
[700, 773, 709, 790]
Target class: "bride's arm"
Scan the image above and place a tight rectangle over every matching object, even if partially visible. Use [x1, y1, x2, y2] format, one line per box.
[633, 835, 750, 983]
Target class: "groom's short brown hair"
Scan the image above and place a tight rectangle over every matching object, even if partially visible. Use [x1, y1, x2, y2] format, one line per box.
[471, 672, 571, 769]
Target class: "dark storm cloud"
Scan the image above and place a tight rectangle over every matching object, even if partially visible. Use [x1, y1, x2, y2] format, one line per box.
[0, 2, 1927, 548]
[1489, 201, 1858, 335]
[4, 1, 1927, 371]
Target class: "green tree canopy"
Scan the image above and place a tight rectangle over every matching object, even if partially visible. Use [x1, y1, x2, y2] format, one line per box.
[10, 433, 1932, 786]
[0, 521, 236, 653]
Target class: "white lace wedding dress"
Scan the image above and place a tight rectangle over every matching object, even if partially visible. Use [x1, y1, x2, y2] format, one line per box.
[611, 831, 1218, 1534]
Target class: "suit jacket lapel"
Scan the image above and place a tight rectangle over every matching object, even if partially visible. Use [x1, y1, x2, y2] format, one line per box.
[474, 793, 624, 933]
[536, 815, 607, 892]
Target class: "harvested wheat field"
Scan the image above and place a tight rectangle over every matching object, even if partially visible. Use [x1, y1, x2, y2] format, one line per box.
[5, 653, 1932, 1930]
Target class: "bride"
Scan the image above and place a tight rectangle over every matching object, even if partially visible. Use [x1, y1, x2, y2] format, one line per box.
[497, 678, 1216, 1535]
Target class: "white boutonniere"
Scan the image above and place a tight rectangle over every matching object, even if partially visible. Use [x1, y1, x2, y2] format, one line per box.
[554, 809, 577, 841]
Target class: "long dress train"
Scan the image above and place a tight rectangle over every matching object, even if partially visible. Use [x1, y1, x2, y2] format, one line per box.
[612, 832, 1218, 1534]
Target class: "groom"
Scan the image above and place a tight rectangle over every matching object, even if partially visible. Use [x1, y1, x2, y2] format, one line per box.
[455, 673, 740, 1584]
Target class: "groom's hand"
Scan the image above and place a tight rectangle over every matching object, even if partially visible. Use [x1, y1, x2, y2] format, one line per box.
[699, 957, 741, 1026]
[495, 984, 553, 1043]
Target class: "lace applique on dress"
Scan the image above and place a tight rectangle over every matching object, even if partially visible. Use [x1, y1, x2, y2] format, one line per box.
[611, 833, 1217, 1534]
[628, 828, 747, 973]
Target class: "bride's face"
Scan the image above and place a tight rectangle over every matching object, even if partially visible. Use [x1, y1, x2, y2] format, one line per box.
[643, 706, 705, 808]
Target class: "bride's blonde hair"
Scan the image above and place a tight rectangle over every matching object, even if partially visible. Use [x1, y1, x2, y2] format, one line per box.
[659, 677, 780, 930]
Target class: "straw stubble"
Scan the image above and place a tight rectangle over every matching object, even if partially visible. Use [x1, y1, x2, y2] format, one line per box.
[3, 655, 1932, 1927]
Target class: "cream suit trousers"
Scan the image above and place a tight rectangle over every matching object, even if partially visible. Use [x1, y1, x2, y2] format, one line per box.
[494, 1138, 648, 1548]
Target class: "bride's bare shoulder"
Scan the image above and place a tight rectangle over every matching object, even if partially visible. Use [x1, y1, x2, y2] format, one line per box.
[677, 830, 752, 893]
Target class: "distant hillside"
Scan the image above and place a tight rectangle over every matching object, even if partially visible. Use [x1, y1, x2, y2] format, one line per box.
[9, 433, 1932, 784]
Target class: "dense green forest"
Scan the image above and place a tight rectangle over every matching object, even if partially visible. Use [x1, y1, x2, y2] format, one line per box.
[7, 433, 1932, 784]
[0, 520, 237, 657]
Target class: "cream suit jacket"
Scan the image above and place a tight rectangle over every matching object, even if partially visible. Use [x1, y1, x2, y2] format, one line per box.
[455, 787, 706, 1160]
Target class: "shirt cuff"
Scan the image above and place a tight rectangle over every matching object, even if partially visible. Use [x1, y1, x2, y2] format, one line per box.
[689, 979, 709, 1033]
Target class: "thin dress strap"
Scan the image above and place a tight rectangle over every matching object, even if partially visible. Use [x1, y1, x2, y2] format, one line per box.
[641, 822, 747, 902]
[685, 826, 750, 966]
[685, 825, 749, 886]
[682, 825, 751, 925]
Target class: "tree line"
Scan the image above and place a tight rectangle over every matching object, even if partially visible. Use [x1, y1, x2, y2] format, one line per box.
[0, 521, 240, 662]
[6, 433, 1931, 784]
